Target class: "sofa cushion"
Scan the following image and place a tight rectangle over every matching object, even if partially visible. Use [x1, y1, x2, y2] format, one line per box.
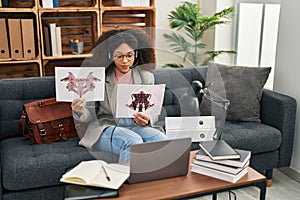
[201, 62, 271, 122]
[0, 137, 117, 191]
[221, 121, 282, 154]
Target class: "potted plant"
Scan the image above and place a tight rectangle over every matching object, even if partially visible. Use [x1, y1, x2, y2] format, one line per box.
[164, 1, 236, 68]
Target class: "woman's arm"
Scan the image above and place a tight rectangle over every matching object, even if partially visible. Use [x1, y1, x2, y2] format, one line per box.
[71, 99, 95, 123]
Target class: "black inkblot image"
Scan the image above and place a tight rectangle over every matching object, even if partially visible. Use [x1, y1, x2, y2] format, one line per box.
[126, 91, 155, 112]
[60, 72, 101, 98]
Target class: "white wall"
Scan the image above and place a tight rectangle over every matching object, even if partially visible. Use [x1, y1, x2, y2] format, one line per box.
[215, 0, 235, 64]
[155, 0, 182, 68]
[273, 0, 300, 172]
[155, 0, 198, 68]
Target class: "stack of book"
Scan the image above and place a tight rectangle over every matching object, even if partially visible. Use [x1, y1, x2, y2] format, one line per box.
[191, 140, 251, 183]
[43, 23, 62, 56]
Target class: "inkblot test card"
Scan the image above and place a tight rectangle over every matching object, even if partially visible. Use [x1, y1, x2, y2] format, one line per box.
[55, 67, 105, 102]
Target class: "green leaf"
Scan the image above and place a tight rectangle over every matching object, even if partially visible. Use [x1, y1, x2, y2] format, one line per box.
[165, 3, 236, 68]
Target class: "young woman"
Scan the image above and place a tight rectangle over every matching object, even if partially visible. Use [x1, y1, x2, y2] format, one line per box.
[71, 29, 168, 162]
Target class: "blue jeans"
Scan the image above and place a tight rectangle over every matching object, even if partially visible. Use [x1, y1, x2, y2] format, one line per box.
[95, 118, 168, 162]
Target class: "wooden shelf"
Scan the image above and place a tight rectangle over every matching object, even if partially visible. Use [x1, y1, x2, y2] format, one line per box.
[0, 0, 156, 79]
[0, 8, 37, 12]
[39, 7, 99, 13]
[0, 59, 40, 64]
[43, 53, 92, 60]
[101, 6, 154, 11]
[4, 0, 36, 8]
[40, 11, 99, 57]
[0, 62, 41, 79]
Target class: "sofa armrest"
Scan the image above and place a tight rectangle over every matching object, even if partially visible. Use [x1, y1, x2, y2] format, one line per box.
[261, 89, 297, 167]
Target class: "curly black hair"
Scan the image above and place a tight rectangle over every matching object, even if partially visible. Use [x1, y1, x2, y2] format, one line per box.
[90, 29, 156, 73]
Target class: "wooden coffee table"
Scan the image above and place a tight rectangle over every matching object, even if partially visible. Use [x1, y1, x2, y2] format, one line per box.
[103, 151, 267, 200]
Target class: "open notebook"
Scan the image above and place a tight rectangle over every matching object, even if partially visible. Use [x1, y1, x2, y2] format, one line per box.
[60, 160, 129, 190]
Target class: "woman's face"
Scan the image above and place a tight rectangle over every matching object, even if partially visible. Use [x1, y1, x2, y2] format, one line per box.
[113, 43, 135, 74]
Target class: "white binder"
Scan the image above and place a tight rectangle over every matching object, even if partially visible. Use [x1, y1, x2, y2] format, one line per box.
[165, 116, 215, 142]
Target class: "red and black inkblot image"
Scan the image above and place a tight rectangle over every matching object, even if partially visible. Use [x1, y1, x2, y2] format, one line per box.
[126, 91, 155, 112]
[60, 72, 101, 98]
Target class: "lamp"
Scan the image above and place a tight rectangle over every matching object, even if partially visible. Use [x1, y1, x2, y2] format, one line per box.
[167, 80, 229, 142]
[192, 80, 230, 139]
[177, 81, 201, 116]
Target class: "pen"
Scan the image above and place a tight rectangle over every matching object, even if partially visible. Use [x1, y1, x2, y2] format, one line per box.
[102, 166, 111, 181]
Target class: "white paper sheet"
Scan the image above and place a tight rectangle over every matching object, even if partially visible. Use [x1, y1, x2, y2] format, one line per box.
[55, 67, 105, 102]
[116, 84, 165, 118]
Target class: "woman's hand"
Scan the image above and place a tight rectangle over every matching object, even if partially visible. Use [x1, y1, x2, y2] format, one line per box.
[71, 98, 86, 115]
[133, 112, 150, 126]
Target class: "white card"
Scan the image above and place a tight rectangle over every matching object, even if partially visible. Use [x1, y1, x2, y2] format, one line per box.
[116, 84, 165, 118]
[55, 67, 105, 102]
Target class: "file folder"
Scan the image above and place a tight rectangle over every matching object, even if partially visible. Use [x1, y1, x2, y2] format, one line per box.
[8, 18, 23, 59]
[0, 18, 10, 59]
[21, 19, 36, 59]
[43, 26, 51, 56]
[56, 26, 62, 56]
[49, 23, 58, 56]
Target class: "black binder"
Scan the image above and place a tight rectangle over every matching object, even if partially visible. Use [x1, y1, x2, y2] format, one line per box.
[64, 184, 118, 200]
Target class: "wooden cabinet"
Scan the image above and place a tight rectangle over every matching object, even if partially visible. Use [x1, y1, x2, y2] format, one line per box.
[0, 0, 155, 78]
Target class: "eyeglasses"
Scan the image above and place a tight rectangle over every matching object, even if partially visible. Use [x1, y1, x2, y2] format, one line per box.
[113, 52, 135, 61]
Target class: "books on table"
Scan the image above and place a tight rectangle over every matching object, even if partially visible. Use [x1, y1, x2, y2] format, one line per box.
[199, 140, 241, 160]
[60, 160, 129, 190]
[192, 147, 251, 183]
[193, 159, 249, 175]
[195, 148, 251, 168]
[191, 163, 248, 183]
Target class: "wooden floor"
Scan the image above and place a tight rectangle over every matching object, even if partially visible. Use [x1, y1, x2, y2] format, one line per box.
[192, 169, 300, 200]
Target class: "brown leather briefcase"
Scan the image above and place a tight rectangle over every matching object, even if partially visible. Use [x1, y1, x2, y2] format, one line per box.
[19, 97, 78, 144]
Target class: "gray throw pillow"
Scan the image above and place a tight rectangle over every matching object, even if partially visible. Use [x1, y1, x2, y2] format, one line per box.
[200, 62, 271, 122]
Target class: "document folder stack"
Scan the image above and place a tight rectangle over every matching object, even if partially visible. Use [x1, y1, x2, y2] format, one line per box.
[21, 19, 36, 59]
[1, 18, 36, 60]
[8, 18, 23, 59]
[0, 18, 10, 59]
[166, 116, 215, 142]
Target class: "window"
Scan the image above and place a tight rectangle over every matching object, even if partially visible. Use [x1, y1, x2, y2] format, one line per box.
[235, 0, 281, 89]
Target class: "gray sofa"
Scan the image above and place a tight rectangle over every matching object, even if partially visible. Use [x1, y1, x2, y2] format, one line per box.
[0, 67, 296, 200]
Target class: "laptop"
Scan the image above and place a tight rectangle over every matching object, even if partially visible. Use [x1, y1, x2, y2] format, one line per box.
[128, 137, 192, 183]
